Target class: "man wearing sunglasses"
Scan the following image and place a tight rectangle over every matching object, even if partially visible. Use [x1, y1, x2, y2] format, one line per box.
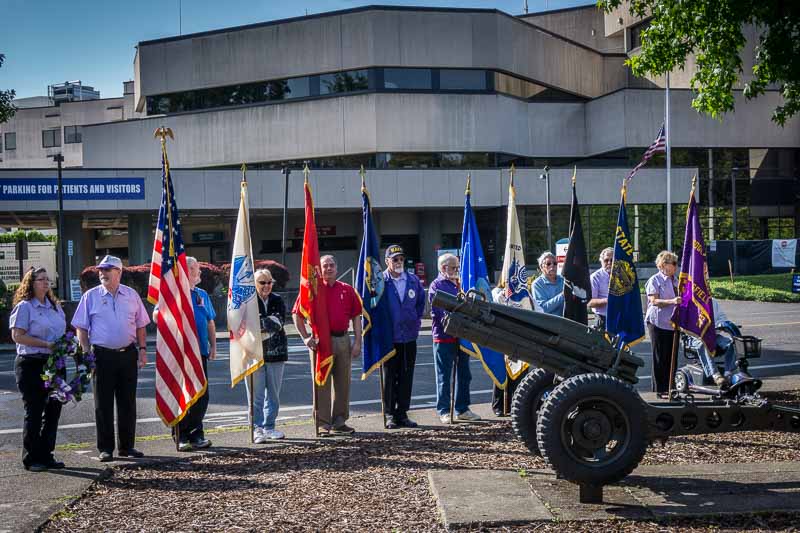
[588, 247, 614, 330]
[382, 245, 426, 429]
[533, 251, 565, 317]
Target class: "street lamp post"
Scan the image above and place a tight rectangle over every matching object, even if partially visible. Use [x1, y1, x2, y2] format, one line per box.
[281, 167, 291, 267]
[539, 165, 552, 252]
[53, 153, 67, 299]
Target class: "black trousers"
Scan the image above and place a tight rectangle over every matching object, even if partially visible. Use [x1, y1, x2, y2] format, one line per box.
[15, 356, 62, 467]
[647, 323, 676, 393]
[492, 366, 530, 414]
[382, 341, 417, 421]
[92, 345, 138, 453]
[595, 314, 606, 331]
[173, 357, 209, 442]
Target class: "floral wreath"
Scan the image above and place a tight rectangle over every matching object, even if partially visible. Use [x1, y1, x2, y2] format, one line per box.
[41, 332, 96, 403]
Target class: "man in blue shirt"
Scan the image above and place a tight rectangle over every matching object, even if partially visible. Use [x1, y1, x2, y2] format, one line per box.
[154, 257, 217, 451]
[533, 251, 565, 316]
[382, 245, 426, 429]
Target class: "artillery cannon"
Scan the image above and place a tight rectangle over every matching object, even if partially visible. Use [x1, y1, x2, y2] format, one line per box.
[432, 290, 800, 502]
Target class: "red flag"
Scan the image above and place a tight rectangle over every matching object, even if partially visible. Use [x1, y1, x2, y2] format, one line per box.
[148, 131, 206, 427]
[292, 178, 333, 386]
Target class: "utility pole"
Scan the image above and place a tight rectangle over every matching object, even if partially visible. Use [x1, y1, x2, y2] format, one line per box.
[53, 153, 67, 299]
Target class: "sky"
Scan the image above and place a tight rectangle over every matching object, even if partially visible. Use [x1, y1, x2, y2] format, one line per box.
[1, 0, 593, 99]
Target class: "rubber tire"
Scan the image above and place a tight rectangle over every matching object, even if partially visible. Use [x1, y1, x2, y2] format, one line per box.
[536, 373, 648, 486]
[510, 368, 556, 455]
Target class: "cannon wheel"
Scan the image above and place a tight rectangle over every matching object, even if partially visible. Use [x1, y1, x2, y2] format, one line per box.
[536, 373, 648, 486]
[510, 368, 556, 455]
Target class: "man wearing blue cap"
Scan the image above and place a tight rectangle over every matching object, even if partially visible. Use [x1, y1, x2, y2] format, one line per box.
[73, 255, 150, 462]
[382, 245, 425, 429]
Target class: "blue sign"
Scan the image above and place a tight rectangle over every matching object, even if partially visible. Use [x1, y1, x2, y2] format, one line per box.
[0, 178, 145, 201]
[793, 273, 800, 294]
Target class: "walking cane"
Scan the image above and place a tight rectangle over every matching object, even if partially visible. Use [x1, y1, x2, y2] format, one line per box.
[449, 351, 457, 424]
[247, 373, 255, 444]
[503, 385, 509, 417]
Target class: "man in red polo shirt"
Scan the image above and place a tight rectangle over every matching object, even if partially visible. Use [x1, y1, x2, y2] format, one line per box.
[294, 254, 362, 435]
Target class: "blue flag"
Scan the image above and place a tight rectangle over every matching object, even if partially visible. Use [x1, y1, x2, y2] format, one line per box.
[356, 176, 396, 379]
[459, 177, 508, 389]
[606, 187, 646, 347]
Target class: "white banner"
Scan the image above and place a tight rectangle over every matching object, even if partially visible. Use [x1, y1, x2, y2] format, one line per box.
[772, 239, 797, 268]
[0, 242, 57, 286]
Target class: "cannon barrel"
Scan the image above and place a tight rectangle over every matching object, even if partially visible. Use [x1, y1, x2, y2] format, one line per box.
[432, 291, 644, 383]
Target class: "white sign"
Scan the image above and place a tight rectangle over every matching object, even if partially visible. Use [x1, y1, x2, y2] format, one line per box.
[69, 279, 82, 301]
[772, 239, 797, 268]
[555, 238, 569, 275]
[67, 240, 73, 257]
[0, 242, 57, 286]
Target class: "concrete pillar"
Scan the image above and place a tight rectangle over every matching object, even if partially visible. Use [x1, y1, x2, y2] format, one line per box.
[63, 214, 96, 299]
[419, 211, 443, 284]
[128, 213, 153, 265]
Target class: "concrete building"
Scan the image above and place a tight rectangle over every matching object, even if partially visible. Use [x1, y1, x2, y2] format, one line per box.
[0, 4, 797, 292]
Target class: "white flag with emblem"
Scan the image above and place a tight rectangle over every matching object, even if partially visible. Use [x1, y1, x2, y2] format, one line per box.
[227, 179, 263, 386]
[496, 169, 537, 379]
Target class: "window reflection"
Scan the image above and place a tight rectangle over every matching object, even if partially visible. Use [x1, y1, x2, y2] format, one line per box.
[440, 69, 487, 91]
[383, 68, 432, 90]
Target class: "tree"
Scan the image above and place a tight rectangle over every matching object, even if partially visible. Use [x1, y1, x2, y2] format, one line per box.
[599, 1, 800, 126]
[0, 54, 15, 124]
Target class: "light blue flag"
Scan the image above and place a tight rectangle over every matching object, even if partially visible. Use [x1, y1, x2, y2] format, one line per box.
[356, 171, 396, 379]
[459, 176, 508, 389]
[606, 186, 646, 348]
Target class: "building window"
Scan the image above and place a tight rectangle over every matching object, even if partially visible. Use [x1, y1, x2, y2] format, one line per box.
[439, 69, 488, 91]
[320, 69, 369, 94]
[64, 125, 82, 144]
[383, 68, 432, 90]
[4, 132, 15, 151]
[629, 19, 651, 51]
[42, 128, 61, 148]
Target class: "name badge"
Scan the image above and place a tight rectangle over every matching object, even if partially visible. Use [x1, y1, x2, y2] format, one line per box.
[407, 288, 416, 299]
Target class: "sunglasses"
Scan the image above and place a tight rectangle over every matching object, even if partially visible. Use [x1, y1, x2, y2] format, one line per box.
[543, 261, 556, 266]
[257, 280, 274, 285]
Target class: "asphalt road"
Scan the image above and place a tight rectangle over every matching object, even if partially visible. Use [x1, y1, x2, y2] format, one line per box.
[1, 300, 798, 449]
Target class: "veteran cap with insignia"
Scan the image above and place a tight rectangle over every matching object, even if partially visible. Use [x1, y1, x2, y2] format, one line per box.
[385, 245, 405, 260]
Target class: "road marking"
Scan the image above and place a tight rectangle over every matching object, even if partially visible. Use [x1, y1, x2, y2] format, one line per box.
[744, 321, 800, 328]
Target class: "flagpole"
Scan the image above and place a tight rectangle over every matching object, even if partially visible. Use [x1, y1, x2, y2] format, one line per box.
[311, 349, 319, 437]
[449, 357, 456, 424]
[379, 363, 386, 427]
[247, 374, 255, 444]
[665, 72, 672, 251]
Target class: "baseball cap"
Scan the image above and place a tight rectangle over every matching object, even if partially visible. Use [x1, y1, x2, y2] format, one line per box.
[97, 255, 123, 270]
[385, 245, 405, 260]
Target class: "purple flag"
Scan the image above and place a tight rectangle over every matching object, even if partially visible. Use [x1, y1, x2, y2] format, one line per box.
[671, 186, 715, 352]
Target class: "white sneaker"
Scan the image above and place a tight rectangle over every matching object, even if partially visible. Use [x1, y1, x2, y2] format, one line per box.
[456, 409, 481, 422]
[439, 413, 452, 424]
[253, 428, 267, 444]
[264, 429, 285, 440]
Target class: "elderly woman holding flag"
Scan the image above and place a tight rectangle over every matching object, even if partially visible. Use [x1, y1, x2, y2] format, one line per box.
[645, 250, 682, 394]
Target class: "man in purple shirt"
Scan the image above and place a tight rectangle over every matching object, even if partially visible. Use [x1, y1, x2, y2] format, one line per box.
[429, 253, 480, 424]
[588, 247, 613, 330]
[382, 245, 426, 429]
[73, 255, 150, 462]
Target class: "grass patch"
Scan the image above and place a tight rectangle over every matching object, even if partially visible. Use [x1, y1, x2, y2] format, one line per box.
[710, 273, 800, 303]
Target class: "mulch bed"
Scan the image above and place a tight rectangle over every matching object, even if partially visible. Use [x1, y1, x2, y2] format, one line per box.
[43, 390, 800, 532]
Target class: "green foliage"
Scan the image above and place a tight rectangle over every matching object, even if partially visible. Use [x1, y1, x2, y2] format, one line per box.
[0, 230, 56, 243]
[599, 1, 800, 125]
[0, 54, 15, 124]
[710, 273, 800, 303]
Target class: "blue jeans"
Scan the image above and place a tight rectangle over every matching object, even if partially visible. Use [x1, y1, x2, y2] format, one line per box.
[690, 334, 735, 378]
[434, 342, 471, 415]
[245, 362, 285, 430]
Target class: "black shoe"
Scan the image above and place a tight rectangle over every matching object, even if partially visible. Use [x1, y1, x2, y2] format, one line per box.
[177, 441, 193, 452]
[98, 451, 113, 462]
[118, 448, 144, 458]
[385, 419, 399, 429]
[25, 463, 48, 472]
[398, 418, 418, 428]
[46, 458, 65, 469]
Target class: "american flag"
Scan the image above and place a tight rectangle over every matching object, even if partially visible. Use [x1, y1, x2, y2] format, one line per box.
[147, 148, 206, 427]
[626, 123, 666, 182]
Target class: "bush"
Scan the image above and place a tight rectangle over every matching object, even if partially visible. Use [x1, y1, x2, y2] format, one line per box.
[219, 259, 290, 290]
[0, 230, 56, 243]
[79, 261, 227, 300]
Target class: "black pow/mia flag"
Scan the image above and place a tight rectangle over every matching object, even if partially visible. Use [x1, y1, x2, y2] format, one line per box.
[562, 170, 592, 325]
